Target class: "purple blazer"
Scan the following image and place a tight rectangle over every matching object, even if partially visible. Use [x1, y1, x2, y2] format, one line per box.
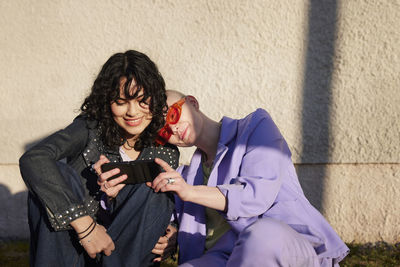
[175, 109, 348, 264]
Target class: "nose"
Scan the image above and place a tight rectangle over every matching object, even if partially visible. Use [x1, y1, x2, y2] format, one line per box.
[126, 100, 139, 117]
[169, 123, 179, 134]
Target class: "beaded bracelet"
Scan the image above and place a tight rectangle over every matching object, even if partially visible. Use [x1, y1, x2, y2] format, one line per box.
[76, 219, 95, 235]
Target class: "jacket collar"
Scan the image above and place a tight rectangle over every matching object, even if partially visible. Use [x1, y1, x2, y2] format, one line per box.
[219, 116, 238, 146]
[184, 115, 238, 186]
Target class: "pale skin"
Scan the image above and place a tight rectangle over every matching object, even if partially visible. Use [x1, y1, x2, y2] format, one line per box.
[69, 78, 152, 258]
[147, 90, 227, 212]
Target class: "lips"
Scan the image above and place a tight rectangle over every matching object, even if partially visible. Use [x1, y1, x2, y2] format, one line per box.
[124, 117, 143, 127]
[180, 126, 188, 141]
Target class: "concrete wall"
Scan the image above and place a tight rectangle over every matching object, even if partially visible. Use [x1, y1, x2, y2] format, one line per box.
[1, 0, 399, 243]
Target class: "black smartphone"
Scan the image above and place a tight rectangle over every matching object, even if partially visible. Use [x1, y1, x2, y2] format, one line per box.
[101, 160, 162, 184]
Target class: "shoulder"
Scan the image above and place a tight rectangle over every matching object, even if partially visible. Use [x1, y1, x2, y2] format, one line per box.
[68, 115, 101, 147]
[141, 144, 180, 169]
[19, 115, 94, 163]
[243, 109, 291, 155]
[73, 114, 99, 130]
[220, 109, 275, 145]
[240, 108, 272, 126]
[235, 108, 276, 135]
[236, 109, 288, 150]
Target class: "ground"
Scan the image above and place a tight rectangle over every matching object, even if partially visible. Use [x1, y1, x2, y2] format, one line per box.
[0, 240, 399, 267]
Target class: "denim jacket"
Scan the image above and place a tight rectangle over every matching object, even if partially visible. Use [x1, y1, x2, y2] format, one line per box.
[19, 116, 179, 231]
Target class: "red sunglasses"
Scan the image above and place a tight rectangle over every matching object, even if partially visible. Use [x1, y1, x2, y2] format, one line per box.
[156, 97, 186, 145]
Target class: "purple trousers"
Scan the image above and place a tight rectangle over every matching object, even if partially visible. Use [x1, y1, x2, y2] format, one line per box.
[179, 218, 333, 267]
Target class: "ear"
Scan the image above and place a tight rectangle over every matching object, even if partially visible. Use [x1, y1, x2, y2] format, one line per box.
[185, 95, 199, 110]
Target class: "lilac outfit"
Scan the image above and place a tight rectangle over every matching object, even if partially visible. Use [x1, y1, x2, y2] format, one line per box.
[175, 109, 349, 266]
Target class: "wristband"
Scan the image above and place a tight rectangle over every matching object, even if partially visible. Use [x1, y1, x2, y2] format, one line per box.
[79, 222, 96, 240]
[76, 219, 95, 235]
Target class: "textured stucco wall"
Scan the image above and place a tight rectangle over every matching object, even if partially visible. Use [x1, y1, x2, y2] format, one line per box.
[1, 0, 399, 243]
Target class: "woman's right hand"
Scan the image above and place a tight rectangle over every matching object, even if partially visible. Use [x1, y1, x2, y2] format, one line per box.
[79, 223, 115, 258]
[70, 216, 115, 258]
[93, 155, 127, 198]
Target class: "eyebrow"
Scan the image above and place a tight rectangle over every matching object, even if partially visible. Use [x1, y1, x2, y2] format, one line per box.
[117, 94, 145, 101]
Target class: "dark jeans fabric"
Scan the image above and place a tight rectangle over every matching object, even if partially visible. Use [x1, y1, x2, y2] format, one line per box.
[28, 162, 173, 267]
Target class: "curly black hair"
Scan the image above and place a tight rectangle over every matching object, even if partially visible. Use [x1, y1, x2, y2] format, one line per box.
[80, 50, 167, 151]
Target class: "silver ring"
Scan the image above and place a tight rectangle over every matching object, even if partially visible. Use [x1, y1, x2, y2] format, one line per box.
[166, 178, 175, 184]
[104, 182, 109, 190]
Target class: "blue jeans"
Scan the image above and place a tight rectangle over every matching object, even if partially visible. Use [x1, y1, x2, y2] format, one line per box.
[28, 162, 174, 267]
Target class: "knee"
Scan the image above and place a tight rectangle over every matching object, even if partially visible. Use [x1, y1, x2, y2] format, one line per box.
[231, 219, 319, 266]
[238, 218, 292, 256]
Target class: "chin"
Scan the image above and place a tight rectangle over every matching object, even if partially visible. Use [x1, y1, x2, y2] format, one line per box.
[180, 140, 195, 148]
[168, 135, 195, 147]
[124, 127, 146, 138]
[168, 140, 188, 147]
[177, 143, 191, 147]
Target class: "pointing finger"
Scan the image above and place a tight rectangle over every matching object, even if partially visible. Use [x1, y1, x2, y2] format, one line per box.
[154, 158, 174, 172]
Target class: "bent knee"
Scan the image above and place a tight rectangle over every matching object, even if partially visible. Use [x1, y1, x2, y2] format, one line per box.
[238, 218, 295, 254]
[242, 218, 291, 239]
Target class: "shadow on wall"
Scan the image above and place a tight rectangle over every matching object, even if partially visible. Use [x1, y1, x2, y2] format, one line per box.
[0, 136, 55, 240]
[299, 0, 338, 211]
[0, 184, 29, 240]
[0, 138, 51, 240]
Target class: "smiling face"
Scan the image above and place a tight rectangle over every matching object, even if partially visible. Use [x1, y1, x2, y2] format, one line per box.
[163, 91, 203, 147]
[111, 78, 153, 141]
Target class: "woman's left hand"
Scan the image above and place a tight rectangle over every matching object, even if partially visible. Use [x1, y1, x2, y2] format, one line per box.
[146, 158, 194, 202]
[151, 224, 178, 262]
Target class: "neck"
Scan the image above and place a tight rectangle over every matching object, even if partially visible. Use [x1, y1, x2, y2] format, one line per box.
[195, 115, 221, 165]
[123, 136, 137, 150]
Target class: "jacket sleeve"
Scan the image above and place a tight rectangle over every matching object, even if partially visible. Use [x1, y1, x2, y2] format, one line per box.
[19, 116, 91, 230]
[217, 115, 292, 221]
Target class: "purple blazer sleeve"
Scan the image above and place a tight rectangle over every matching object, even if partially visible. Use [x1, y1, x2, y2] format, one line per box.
[217, 114, 291, 221]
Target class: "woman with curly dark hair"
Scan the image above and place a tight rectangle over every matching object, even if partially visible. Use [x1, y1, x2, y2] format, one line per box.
[19, 50, 179, 267]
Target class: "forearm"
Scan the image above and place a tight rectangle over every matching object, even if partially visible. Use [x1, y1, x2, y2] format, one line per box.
[151, 159, 226, 211]
[186, 185, 227, 211]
